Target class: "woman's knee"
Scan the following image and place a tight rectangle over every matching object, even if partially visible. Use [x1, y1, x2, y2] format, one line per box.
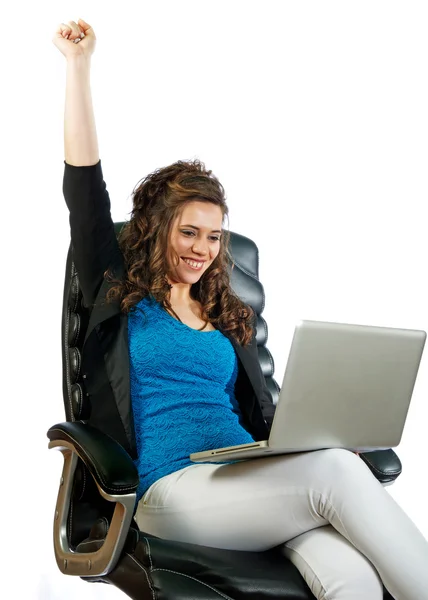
[318, 447, 362, 466]
[312, 448, 374, 484]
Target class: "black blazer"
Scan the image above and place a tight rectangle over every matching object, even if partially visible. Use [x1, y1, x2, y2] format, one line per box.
[63, 160, 276, 459]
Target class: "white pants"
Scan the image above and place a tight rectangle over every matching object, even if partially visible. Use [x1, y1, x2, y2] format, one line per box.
[135, 448, 428, 600]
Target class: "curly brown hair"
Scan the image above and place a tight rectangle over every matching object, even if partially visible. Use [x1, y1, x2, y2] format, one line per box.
[104, 159, 255, 345]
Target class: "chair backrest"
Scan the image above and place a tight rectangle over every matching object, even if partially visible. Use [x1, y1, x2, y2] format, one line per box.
[61, 225, 279, 429]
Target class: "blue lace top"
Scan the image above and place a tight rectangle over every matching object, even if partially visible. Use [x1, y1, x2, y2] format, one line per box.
[128, 296, 255, 501]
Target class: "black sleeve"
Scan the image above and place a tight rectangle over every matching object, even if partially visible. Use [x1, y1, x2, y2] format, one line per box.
[258, 386, 276, 429]
[62, 160, 124, 308]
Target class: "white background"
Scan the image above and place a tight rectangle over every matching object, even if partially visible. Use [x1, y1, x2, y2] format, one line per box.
[1, 1, 427, 598]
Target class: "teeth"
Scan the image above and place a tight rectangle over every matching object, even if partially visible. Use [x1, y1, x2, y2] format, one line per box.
[183, 258, 203, 269]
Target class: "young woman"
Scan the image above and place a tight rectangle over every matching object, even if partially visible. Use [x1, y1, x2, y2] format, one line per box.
[53, 18, 428, 600]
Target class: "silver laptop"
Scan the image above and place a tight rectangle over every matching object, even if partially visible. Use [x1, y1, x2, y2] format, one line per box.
[190, 320, 426, 463]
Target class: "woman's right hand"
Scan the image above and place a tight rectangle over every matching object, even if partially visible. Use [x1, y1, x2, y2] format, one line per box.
[52, 18, 96, 60]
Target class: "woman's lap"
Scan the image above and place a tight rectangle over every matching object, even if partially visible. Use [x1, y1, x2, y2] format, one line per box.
[134, 448, 369, 551]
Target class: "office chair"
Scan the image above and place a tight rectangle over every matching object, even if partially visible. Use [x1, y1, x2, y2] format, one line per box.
[48, 226, 400, 599]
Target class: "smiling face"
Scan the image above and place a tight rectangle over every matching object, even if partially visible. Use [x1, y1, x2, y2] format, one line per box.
[167, 200, 224, 286]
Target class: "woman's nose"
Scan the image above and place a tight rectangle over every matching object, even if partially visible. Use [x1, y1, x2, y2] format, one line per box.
[192, 240, 208, 255]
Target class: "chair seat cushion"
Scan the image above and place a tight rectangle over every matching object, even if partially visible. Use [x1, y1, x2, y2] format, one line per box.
[132, 532, 313, 600]
[80, 521, 313, 599]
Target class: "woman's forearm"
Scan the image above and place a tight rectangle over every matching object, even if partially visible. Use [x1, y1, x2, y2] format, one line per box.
[64, 55, 99, 166]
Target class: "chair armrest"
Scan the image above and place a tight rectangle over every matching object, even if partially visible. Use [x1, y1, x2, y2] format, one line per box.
[47, 421, 138, 577]
[47, 422, 139, 494]
[359, 449, 402, 484]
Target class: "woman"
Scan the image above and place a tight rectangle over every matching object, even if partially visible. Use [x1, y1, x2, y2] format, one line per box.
[53, 19, 428, 600]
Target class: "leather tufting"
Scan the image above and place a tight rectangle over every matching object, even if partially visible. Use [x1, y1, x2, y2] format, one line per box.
[266, 378, 280, 406]
[69, 347, 81, 383]
[62, 251, 91, 422]
[71, 383, 85, 420]
[255, 315, 268, 346]
[228, 232, 259, 278]
[69, 312, 81, 347]
[68, 271, 80, 312]
[257, 346, 275, 378]
[229, 267, 264, 315]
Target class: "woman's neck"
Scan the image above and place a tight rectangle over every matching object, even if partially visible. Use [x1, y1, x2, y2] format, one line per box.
[169, 282, 193, 306]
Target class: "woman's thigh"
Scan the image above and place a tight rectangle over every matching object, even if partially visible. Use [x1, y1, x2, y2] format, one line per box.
[134, 448, 370, 551]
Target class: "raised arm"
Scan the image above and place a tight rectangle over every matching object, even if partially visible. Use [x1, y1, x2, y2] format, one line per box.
[53, 20, 122, 307]
[53, 19, 99, 165]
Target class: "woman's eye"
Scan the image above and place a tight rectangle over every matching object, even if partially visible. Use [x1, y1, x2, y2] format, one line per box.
[181, 231, 220, 242]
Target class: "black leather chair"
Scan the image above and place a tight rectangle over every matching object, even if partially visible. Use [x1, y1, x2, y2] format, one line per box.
[48, 225, 401, 599]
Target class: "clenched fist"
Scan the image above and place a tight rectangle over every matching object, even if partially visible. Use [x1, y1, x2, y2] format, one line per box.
[52, 18, 96, 59]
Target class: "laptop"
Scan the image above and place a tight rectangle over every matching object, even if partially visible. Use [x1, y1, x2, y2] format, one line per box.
[190, 320, 426, 463]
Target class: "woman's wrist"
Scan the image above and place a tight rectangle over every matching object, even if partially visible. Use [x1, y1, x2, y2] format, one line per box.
[66, 53, 92, 70]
